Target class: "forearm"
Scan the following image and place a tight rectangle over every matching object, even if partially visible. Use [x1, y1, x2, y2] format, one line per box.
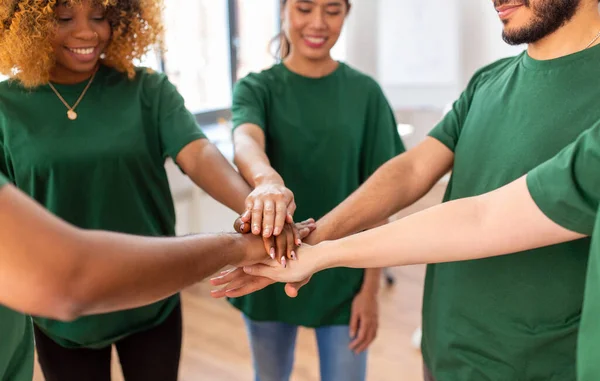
[68, 231, 244, 317]
[314, 177, 585, 271]
[234, 130, 283, 188]
[181, 139, 252, 214]
[360, 268, 381, 294]
[358, 220, 385, 294]
[315, 155, 434, 242]
[0, 185, 246, 320]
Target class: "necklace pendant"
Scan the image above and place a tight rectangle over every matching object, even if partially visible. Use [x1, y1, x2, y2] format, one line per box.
[67, 110, 77, 120]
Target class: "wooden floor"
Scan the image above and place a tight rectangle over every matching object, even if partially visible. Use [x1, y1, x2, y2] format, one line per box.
[32, 184, 445, 381]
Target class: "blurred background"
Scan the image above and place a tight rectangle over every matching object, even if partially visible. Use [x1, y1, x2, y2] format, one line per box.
[21, 1, 525, 379]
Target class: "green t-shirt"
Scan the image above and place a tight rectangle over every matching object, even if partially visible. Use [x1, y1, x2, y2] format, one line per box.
[0, 174, 34, 381]
[527, 123, 600, 381]
[426, 44, 600, 380]
[229, 62, 405, 326]
[0, 65, 206, 348]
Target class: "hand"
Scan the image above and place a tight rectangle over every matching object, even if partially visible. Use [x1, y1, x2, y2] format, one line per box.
[210, 267, 311, 298]
[235, 217, 316, 267]
[348, 291, 379, 354]
[241, 244, 319, 284]
[241, 183, 296, 238]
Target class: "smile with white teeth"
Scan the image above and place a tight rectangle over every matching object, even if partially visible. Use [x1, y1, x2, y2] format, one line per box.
[305, 37, 326, 44]
[68, 47, 95, 55]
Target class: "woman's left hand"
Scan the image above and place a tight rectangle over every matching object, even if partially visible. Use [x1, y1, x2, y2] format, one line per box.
[348, 291, 379, 354]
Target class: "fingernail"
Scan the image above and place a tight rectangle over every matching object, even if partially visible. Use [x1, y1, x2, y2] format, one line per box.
[274, 227, 281, 235]
[253, 225, 260, 234]
[263, 228, 271, 237]
[281, 257, 287, 268]
[270, 248, 276, 260]
[291, 251, 297, 260]
[296, 239, 302, 246]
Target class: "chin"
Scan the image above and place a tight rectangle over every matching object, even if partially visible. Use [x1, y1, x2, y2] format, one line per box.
[301, 51, 332, 62]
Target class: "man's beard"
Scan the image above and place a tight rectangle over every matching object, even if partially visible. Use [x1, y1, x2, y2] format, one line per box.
[494, 0, 581, 45]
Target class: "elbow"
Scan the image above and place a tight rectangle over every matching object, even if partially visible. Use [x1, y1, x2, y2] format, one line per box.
[42, 231, 93, 321]
[34, 283, 88, 322]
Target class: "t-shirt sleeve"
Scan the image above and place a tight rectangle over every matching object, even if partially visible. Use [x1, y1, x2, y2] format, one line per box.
[231, 74, 269, 132]
[428, 67, 489, 152]
[360, 80, 406, 183]
[148, 70, 207, 160]
[527, 123, 600, 235]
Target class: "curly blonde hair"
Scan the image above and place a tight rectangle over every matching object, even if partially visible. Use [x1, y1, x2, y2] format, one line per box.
[0, 0, 164, 87]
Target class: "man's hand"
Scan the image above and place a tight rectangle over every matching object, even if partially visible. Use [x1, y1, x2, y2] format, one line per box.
[348, 291, 379, 354]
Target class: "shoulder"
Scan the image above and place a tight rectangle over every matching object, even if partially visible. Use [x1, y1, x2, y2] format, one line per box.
[469, 54, 522, 87]
[235, 64, 284, 91]
[337, 63, 387, 95]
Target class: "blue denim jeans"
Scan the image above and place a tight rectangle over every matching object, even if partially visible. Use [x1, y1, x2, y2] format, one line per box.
[243, 316, 367, 381]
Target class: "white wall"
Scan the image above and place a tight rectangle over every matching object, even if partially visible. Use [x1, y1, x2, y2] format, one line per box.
[341, 0, 524, 148]
[344, 0, 524, 105]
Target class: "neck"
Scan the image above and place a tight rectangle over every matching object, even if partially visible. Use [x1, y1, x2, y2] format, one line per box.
[527, 5, 600, 60]
[283, 51, 339, 78]
[49, 65, 98, 85]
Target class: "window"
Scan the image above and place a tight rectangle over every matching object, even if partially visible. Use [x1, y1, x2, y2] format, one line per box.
[234, 0, 280, 80]
[162, 0, 233, 114]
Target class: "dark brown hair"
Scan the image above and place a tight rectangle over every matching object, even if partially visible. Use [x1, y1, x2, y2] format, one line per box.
[271, 0, 350, 60]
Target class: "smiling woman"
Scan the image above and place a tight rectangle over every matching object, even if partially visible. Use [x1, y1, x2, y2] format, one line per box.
[0, 0, 163, 87]
[0, 1, 266, 380]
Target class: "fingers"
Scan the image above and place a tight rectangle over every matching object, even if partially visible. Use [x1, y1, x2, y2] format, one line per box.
[286, 200, 297, 224]
[241, 201, 252, 223]
[262, 200, 276, 237]
[262, 235, 276, 261]
[292, 222, 301, 247]
[275, 233, 287, 268]
[350, 324, 377, 354]
[251, 199, 264, 235]
[349, 318, 377, 354]
[233, 217, 251, 234]
[287, 225, 296, 261]
[349, 309, 359, 339]
[210, 267, 243, 287]
[284, 276, 311, 298]
[273, 200, 288, 236]
[243, 264, 277, 279]
[224, 277, 276, 298]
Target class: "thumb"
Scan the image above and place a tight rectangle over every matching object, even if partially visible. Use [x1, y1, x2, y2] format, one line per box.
[243, 264, 276, 279]
[234, 217, 251, 234]
[349, 307, 359, 339]
[284, 283, 300, 298]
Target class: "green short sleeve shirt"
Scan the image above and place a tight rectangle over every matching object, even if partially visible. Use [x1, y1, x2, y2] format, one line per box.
[230, 63, 405, 326]
[0, 66, 205, 348]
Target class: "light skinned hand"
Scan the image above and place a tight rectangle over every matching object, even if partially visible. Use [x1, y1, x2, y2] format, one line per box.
[240, 183, 296, 238]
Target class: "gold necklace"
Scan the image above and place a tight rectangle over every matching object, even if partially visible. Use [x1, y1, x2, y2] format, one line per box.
[585, 29, 600, 49]
[48, 66, 99, 121]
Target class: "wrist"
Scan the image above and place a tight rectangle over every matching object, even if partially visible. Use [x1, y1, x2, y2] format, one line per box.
[311, 241, 337, 272]
[227, 234, 246, 267]
[360, 269, 382, 295]
[253, 172, 284, 187]
[359, 282, 381, 296]
[311, 220, 333, 243]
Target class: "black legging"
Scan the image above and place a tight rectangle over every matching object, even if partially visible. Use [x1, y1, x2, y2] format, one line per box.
[34, 302, 182, 381]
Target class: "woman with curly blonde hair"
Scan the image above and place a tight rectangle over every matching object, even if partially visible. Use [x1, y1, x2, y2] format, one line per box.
[0, 0, 306, 380]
